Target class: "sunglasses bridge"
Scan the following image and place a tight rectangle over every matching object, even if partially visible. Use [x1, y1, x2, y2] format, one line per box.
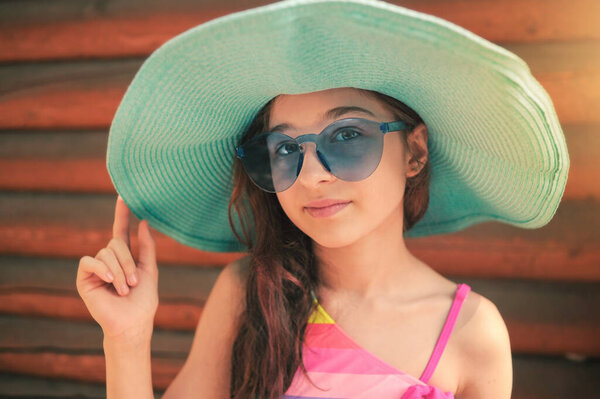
[288, 134, 333, 175]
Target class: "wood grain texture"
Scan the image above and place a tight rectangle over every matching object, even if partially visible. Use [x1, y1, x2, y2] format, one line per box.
[0, 373, 107, 398]
[0, 0, 597, 397]
[1, 41, 599, 129]
[0, 315, 598, 396]
[3, 353, 598, 399]
[1, 258, 598, 355]
[0, 193, 597, 280]
[1, 0, 599, 62]
[1, 121, 597, 199]
[0, 255, 217, 331]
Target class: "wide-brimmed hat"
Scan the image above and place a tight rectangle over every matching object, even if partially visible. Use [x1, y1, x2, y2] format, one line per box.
[106, 0, 570, 253]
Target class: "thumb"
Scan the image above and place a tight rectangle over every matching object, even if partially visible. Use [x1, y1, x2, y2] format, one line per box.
[137, 219, 157, 275]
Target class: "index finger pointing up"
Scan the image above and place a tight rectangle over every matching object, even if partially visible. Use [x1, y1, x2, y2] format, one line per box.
[113, 195, 130, 248]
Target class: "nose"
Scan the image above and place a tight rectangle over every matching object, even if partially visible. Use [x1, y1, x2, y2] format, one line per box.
[295, 142, 336, 187]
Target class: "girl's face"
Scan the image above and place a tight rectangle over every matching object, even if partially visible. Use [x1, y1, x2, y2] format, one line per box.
[271, 87, 419, 249]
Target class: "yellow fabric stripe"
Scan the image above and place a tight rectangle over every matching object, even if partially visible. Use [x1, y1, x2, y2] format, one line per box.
[308, 298, 335, 324]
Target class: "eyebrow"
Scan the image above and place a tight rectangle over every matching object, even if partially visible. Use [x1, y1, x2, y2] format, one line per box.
[268, 106, 376, 132]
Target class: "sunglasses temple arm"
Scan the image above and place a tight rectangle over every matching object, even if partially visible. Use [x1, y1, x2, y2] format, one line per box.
[380, 121, 411, 133]
[236, 147, 244, 158]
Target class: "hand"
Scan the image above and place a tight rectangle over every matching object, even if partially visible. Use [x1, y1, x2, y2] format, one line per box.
[76, 195, 159, 341]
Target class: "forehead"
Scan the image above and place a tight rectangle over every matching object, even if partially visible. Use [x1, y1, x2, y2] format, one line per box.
[268, 87, 394, 132]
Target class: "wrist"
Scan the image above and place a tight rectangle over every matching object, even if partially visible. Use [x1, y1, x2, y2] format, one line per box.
[103, 326, 154, 399]
[103, 325, 153, 349]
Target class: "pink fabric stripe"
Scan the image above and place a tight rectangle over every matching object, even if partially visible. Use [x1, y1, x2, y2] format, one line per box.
[284, 370, 423, 398]
[420, 283, 471, 383]
[304, 324, 360, 349]
[302, 346, 404, 375]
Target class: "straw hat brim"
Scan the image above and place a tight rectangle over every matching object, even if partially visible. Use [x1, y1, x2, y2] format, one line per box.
[106, 0, 570, 252]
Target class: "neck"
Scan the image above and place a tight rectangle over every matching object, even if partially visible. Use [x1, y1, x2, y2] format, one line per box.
[313, 205, 420, 301]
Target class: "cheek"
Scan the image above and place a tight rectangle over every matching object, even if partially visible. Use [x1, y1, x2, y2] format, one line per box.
[358, 169, 405, 214]
[365, 135, 407, 199]
[345, 138, 408, 230]
[275, 190, 300, 221]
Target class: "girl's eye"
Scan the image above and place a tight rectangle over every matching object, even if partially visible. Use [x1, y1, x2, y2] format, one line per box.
[333, 128, 361, 142]
[275, 142, 300, 156]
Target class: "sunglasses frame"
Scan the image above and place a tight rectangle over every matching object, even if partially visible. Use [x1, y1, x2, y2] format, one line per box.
[235, 117, 414, 192]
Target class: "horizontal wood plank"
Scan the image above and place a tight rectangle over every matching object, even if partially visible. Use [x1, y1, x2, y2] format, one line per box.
[2, 353, 598, 399]
[0, 291, 204, 332]
[511, 354, 599, 398]
[1, 42, 598, 128]
[1, 121, 596, 200]
[0, 314, 186, 389]
[0, 292, 596, 357]
[0, 373, 108, 398]
[4, 353, 599, 398]
[0, 352, 181, 391]
[0, 256, 218, 300]
[1, 0, 599, 63]
[0, 315, 193, 355]
[0, 192, 597, 280]
[2, 355, 598, 399]
[1, 1, 597, 397]
[0, 255, 218, 331]
[1, 260, 598, 355]
[0, 315, 598, 396]
[0, 159, 113, 192]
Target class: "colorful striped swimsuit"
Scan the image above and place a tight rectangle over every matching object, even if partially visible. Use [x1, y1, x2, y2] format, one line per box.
[283, 283, 471, 399]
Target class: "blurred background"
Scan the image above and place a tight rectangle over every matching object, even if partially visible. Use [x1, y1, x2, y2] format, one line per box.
[0, 0, 599, 397]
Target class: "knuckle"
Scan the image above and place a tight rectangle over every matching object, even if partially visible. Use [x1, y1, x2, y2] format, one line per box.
[108, 239, 134, 266]
[107, 238, 119, 252]
[108, 236, 123, 247]
[106, 247, 117, 260]
[79, 255, 94, 269]
[125, 261, 137, 276]
[115, 275, 129, 294]
[115, 272, 127, 285]
[96, 247, 108, 259]
[118, 253, 136, 274]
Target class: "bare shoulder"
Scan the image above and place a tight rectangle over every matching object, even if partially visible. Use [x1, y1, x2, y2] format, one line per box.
[211, 254, 251, 315]
[227, 253, 252, 289]
[453, 288, 513, 399]
[195, 254, 250, 321]
[161, 255, 251, 398]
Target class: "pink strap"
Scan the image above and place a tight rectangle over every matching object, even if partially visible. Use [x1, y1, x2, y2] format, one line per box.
[419, 283, 471, 383]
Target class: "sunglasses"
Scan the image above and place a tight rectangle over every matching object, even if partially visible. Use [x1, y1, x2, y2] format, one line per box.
[235, 117, 413, 193]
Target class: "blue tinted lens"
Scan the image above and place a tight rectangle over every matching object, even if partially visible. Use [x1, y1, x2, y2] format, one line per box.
[238, 131, 301, 192]
[238, 118, 389, 193]
[317, 119, 384, 182]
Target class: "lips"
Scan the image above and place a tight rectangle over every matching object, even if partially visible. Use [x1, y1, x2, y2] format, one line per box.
[304, 199, 351, 218]
[305, 198, 350, 208]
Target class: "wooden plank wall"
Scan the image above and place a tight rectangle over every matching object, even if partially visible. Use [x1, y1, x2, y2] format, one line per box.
[1, 0, 599, 397]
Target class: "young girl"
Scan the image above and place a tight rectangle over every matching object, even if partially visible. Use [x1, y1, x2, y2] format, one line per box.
[76, 1, 569, 398]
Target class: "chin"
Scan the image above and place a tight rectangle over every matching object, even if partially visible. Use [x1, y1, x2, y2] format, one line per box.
[304, 227, 363, 249]
[312, 238, 358, 249]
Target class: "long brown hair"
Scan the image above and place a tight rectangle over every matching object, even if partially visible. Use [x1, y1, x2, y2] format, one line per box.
[227, 88, 430, 398]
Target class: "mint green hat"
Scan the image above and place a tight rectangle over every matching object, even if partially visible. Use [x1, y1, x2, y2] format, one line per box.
[106, 0, 570, 253]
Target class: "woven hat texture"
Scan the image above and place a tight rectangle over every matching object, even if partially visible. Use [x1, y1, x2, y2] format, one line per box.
[106, 0, 570, 252]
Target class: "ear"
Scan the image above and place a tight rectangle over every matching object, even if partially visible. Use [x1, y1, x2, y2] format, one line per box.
[405, 123, 428, 178]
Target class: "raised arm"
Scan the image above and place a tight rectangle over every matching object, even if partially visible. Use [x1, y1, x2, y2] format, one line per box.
[76, 195, 159, 398]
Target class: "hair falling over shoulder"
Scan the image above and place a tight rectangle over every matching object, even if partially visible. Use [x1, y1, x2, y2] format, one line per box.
[227, 89, 430, 399]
